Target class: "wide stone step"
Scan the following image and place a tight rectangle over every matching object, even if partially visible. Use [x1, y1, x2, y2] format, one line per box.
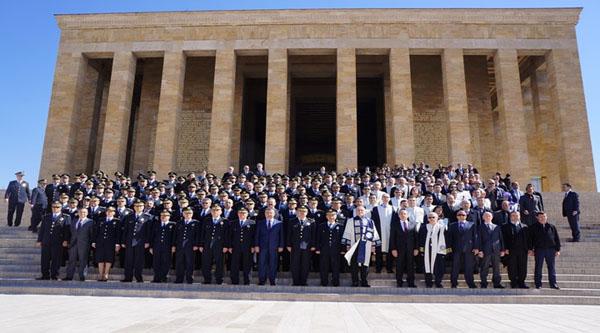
[0, 271, 598, 289]
[1, 279, 599, 305]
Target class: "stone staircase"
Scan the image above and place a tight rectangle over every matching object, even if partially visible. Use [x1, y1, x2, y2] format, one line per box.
[1, 190, 599, 304]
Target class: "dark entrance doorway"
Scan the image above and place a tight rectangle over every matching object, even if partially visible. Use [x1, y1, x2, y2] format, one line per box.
[290, 77, 336, 174]
[357, 78, 386, 170]
[239, 78, 267, 168]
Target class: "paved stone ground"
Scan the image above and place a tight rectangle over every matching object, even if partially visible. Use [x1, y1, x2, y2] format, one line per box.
[0, 295, 599, 332]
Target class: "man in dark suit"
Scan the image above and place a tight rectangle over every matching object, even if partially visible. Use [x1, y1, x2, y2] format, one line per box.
[45, 175, 61, 210]
[287, 206, 317, 286]
[64, 207, 94, 281]
[174, 208, 200, 284]
[446, 210, 479, 288]
[120, 201, 152, 282]
[36, 201, 70, 280]
[501, 211, 530, 288]
[5, 171, 31, 227]
[492, 200, 511, 227]
[562, 183, 581, 242]
[478, 212, 505, 288]
[199, 205, 229, 284]
[389, 209, 419, 287]
[229, 207, 256, 285]
[254, 207, 284, 285]
[30, 179, 48, 233]
[530, 212, 561, 289]
[519, 184, 543, 226]
[149, 210, 176, 283]
[316, 209, 344, 286]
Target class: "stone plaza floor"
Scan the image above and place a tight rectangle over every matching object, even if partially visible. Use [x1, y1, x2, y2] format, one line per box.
[0, 294, 599, 332]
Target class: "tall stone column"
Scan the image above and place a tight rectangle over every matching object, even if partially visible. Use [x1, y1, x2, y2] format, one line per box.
[493, 49, 531, 183]
[152, 51, 186, 176]
[207, 49, 236, 173]
[39, 52, 87, 178]
[442, 48, 471, 164]
[388, 48, 415, 165]
[546, 48, 597, 191]
[98, 51, 137, 175]
[264, 48, 289, 174]
[336, 48, 358, 171]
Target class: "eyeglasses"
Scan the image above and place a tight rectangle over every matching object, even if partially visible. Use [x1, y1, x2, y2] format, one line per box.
[457, 214, 467, 217]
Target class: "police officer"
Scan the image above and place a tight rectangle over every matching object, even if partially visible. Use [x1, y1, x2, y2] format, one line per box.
[174, 208, 200, 284]
[120, 200, 151, 282]
[92, 206, 121, 281]
[5, 171, 31, 227]
[149, 210, 176, 283]
[287, 206, 317, 286]
[229, 207, 256, 285]
[36, 201, 70, 280]
[199, 205, 229, 284]
[30, 179, 48, 233]
[316, 209, 344, 286]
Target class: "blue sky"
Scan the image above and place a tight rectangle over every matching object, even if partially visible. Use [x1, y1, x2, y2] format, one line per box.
[1, 0, 598, 191]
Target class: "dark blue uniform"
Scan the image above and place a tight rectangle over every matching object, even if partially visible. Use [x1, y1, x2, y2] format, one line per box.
[5, 179, 30, 226]
[200, 217, 229, 284]
[30, 186, 48, 231]
[287, 217, 317, 286]
[37, 213, 70, 279]
[121, 212, 152, 282]
[149, 220, 176, 282]
[93, 217, 121, 263]
[316, 221, 344, 286]
[229, 218, 256, 285]
[174, 219, 200, 283]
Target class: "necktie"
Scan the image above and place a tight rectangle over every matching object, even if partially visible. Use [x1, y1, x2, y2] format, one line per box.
[403, 221, 407, 232]
[240, 220, 245, 227]
[77, 220, 82, 230]
[268, 220, 272, 229]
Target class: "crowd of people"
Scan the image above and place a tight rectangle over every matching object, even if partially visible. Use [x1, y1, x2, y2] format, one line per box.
[4, 162, 579, 290]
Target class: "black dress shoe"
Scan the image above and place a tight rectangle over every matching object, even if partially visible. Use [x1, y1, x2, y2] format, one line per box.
[435, 284, 443, 288]
[408, 284, 417, 288]
[186, 280, 194, 284]
[468, 285, 477, 289]
[396, 282, 403, 288]
[550, 285, 560, 290]
[451, 285, 457, 289]
[351, 282, 359, 287]
[258, 282, 265, 286]
[387, 270, 394, 274]
[361, 283, 371, 288]
[426, 284, 433, 288]
[494, 285, 505, 289]
[151, 279, 161, 283]
[62, 277, 73, 281]
[120, 279, 132, 283]
[27, 226, 33, 231]
[35, 276, 50, 280]
[519, 285, 530, 289]
[136, 279, 144, 283]
[270, 282, 276, 286]
[174, 280, 183, 284]
[51, 277, 58, 280]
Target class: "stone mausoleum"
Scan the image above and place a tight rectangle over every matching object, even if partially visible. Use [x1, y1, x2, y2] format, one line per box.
[39, 8, 596, 191]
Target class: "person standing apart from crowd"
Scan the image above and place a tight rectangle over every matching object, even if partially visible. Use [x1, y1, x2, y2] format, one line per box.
[5, 171, 31, 227]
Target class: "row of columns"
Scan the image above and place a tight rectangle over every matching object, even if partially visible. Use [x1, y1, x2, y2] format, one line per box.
[40, 47, 595, 190]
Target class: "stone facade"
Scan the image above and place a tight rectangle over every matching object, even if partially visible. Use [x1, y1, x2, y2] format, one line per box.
[39, 8, 596, 191]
